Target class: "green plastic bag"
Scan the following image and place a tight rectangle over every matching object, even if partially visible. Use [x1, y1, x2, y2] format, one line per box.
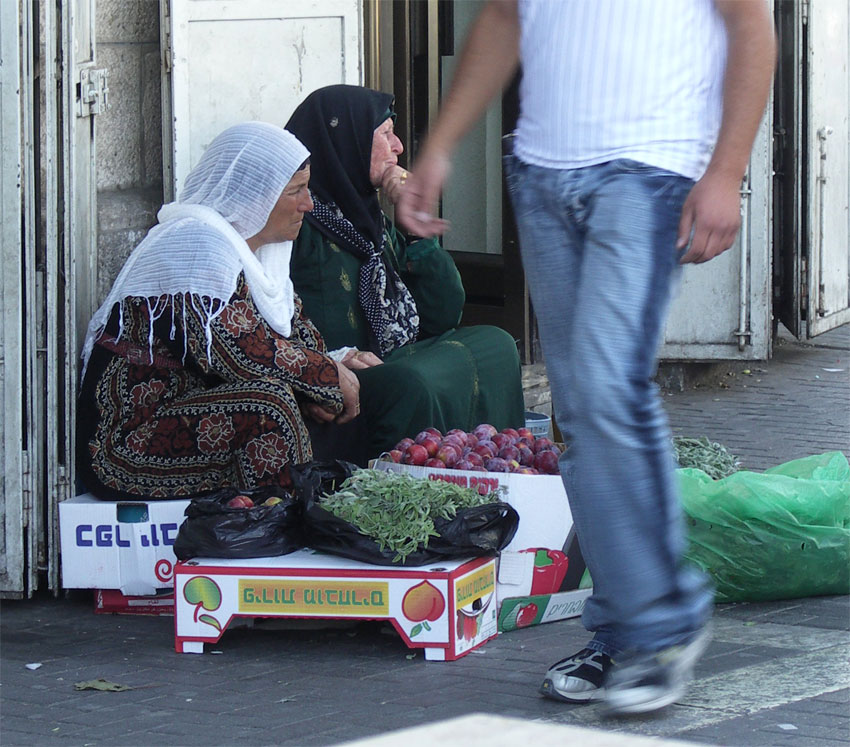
[680, 452, 850, 603]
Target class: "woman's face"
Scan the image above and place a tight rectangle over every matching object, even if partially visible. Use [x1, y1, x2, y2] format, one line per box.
[369, 117, 403, 188]
[261, 166, 314, 243]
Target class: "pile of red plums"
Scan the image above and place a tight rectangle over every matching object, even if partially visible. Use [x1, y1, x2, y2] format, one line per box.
[383, 423, 562, 475]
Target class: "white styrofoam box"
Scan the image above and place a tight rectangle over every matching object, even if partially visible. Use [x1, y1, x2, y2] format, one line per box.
[59, 493, 190, 595]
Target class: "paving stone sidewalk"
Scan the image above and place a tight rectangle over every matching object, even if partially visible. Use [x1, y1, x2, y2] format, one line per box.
[2, 326, 848, 747]
[664, 325, 849, 472]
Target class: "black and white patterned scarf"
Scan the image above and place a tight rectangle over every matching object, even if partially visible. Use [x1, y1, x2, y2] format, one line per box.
[286, 86, 425, 358]
[308, 195, 419, 357]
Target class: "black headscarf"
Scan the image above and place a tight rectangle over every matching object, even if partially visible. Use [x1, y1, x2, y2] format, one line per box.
[285, 86, 419, 357]
[286, 85, 393, 250]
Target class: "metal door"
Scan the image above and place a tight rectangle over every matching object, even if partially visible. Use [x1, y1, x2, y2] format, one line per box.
[161, 0, 363, 199]
[1, 0, 98, 596]
[805, 0, 850, 336]
[45, 0, 101, 591]
[659, 98, 774, 360]
[0, 0, 32, 597]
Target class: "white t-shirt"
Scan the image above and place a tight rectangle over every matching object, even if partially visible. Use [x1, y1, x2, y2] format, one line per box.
[514, 0, 728, 180]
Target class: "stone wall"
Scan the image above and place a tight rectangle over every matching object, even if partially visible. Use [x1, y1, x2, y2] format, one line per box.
[95, 0, 162, 302]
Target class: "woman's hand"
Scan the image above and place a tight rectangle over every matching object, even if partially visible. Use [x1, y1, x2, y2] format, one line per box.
[301, 402, 337, 424]
[380, 165, 410, 206]
[334, 360, 361, 424]
[301, 360, 363, 425]
[341, 349, 384, 370]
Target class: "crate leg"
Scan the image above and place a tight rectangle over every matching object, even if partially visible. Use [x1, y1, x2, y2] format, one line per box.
[424, 647, 446, 661]
[177, 640, 205, 654]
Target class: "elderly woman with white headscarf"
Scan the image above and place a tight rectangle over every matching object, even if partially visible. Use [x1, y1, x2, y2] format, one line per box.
[77, 122, 359, 500]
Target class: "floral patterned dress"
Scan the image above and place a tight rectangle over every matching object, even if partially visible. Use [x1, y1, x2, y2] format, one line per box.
[77, 275, 342, 499]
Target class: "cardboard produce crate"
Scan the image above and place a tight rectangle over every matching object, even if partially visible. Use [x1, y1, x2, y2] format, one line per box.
[174, 550, 498, 661]
[94, 589, 175, 616]
[59, 493, 190, 595]
[370, 460, 590, 631]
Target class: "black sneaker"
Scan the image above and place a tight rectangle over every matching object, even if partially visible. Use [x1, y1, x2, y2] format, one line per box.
[539, 647, 613, 703]
[603, 624, 713, 716]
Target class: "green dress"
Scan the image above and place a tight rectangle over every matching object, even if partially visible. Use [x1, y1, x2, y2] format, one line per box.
[291, 217, 525, 459]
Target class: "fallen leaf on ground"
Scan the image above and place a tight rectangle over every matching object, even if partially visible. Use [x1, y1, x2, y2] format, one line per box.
[74, 679, 133, 692]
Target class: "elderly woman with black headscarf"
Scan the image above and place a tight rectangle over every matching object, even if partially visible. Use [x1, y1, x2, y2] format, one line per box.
[286, 85, 525, 460]
[77, 122, 359, 500]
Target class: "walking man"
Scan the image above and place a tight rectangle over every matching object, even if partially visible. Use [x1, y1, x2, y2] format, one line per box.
[398, 0, 775, 715]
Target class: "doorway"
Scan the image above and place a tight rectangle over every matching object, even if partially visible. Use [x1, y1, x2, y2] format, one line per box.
[364, 0, 533, 361]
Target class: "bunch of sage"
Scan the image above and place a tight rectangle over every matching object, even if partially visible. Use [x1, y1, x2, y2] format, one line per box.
[319, 469, 504, 562]
[673, 436, 741, 479]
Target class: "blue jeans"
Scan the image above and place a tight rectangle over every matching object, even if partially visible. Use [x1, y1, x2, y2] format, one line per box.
[504, 155, 713, 656]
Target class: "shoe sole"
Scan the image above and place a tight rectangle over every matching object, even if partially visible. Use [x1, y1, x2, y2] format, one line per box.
[603, 624, 713, 716]
[603, 682, 686, 715]
[539, 677, 605, 703]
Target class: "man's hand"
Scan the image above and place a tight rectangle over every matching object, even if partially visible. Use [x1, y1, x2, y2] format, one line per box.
[677, 0, 775, 265]
[397, 1, 519, 237]
[341, 349, 383, 370]
[396, 150, 452, 237]
[677, 171, 742, 264]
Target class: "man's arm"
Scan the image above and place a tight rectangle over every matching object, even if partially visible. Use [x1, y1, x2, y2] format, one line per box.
[678, 0, 776, 264]
[396, 0, 520, 237]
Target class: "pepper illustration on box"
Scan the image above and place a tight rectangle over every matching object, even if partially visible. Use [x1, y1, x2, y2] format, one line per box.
[455, 589, 494, 641]
[506, 550, 565, 630]
[521, 548, 570, 594]
[498, 530, 592, 632]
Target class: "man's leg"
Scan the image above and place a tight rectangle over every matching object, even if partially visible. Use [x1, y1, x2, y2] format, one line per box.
[506, 154, 617, 702]
[507, 157, 712, 708]
[566, 160, 712, 654]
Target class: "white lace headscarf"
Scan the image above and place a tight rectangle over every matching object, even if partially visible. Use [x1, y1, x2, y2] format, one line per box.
[81, 122, 310, 376]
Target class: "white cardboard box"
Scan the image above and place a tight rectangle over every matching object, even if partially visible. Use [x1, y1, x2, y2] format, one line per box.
[174, 550, 498, 661]
[371, 460, 590, 630]
[59, 493, 190, 595]
[371, 461, 572, 552]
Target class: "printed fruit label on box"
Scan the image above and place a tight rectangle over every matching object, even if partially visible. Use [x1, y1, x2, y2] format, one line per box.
[452, 561, 497, 655]
[497, 588, 591, 632]
[238, 579, 390, 615]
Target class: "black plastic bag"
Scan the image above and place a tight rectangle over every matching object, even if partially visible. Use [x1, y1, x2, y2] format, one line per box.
[173, 485, 302, 560]
[291, 460, 519, 566]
